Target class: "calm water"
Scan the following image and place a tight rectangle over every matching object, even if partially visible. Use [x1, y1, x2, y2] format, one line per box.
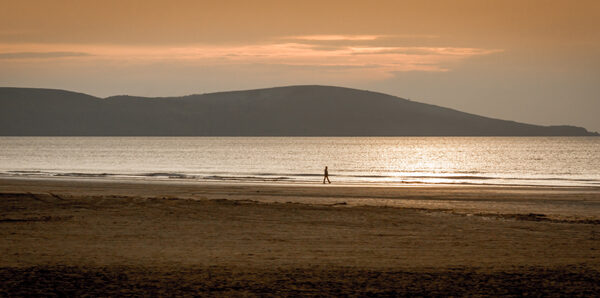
[1, 137, 599, 187]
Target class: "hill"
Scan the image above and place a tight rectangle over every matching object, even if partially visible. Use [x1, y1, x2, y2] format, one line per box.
[0, 85, 597, 136]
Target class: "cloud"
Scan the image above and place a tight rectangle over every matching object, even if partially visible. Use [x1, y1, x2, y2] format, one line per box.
[0, 41, 501, 77]
[0, 51, 91, 59]
[167, 43, 501, 73]
[347, 46, 502, 56]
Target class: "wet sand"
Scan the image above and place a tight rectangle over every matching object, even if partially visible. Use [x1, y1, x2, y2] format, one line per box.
[1, 178, 599, 296]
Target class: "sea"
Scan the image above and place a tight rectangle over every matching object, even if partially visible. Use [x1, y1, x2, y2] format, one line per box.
[1, 137, 599, 187]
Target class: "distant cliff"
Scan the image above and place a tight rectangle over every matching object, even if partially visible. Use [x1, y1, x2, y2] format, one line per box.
[0, 85, 598, 136]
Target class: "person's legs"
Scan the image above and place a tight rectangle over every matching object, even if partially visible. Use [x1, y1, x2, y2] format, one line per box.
[326, 176, 331, 184]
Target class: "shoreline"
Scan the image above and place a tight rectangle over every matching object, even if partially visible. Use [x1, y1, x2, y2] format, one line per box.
[3, 174, 600, 190]
[3, 171, 600, 189]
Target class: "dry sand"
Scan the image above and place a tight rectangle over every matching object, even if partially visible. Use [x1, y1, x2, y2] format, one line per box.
[1, 177, 599, 296]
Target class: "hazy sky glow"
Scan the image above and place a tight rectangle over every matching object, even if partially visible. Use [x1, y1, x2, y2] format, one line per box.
[1, 0, 599, 131]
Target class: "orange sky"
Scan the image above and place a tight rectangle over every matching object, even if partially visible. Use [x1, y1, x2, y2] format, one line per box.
[1, 0, 599, 131]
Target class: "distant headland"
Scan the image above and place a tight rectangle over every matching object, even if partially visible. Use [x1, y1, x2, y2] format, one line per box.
[0, 85, 598, 136]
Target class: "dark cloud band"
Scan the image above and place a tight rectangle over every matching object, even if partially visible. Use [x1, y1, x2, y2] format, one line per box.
[0, 51, 91, 59]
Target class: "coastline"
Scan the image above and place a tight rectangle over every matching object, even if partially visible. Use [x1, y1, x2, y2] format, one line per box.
[1, 177, 599, 295]
[3, 169, 600, 188]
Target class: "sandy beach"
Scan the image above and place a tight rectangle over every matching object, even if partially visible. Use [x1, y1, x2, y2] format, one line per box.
[1, 177, 599, 296]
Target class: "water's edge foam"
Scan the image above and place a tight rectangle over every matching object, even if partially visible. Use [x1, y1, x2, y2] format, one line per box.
[3, 170, 600, 188]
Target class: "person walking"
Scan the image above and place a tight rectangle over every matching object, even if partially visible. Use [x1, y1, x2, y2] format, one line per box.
[323, 166, 331, 184]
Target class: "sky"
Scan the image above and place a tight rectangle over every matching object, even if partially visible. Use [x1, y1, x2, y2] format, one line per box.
[1, 0, 599, 132]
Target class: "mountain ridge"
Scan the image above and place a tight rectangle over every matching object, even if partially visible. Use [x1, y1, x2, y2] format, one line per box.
[0, 85, 597, 136]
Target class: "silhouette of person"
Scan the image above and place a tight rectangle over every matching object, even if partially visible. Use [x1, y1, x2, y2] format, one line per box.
[323, 166, 331, 184]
